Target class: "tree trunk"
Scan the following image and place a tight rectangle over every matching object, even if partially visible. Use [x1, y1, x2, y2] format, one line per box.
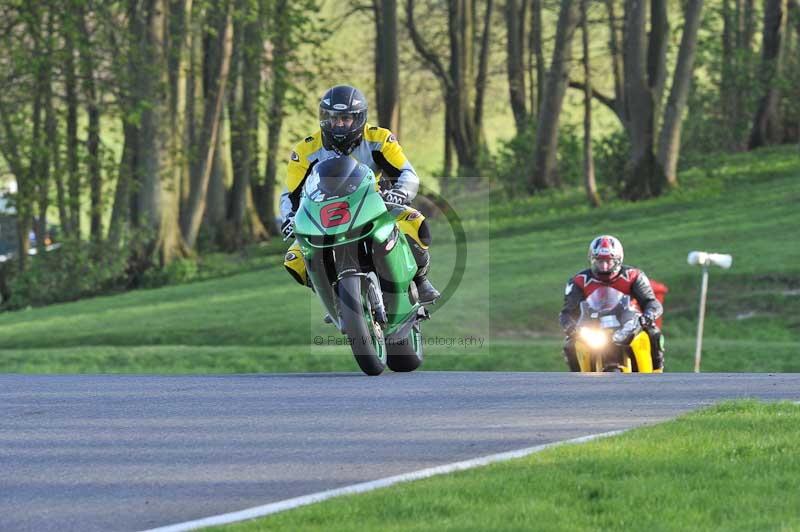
[581, 0, 600, 207]
[443, 104, 453, 186]
[622, 0, 666, 199]
[224, 0, 243, 241]
[451, 2, 476, 173]
[721, 0, 744, 147]
[78, 7, 103, 243]
[530, 0, 580, 191]
[506, 0, 529, 133]
[473, 0, 494, 137]
[169, 0, 193, 242]
[33, 18, 51, 256]
[227, 2, 261, 245]
[181, 4, 233, 249]
[24, 100, 39, 264]
[258, 0, 291, 236]
[447, 0, 477, 176]
[108, 122, 137, 248]
[722, 0, 734, 96]
[657, 0, 704, 186]
[64, 21, 80, 239]
[47, 75, 66, 244]
[743, 0, 757, 48]
[647, 0, 669, 118]
[21, 17, 45, 269]
[16, 208, 33, 272]
[136, 5, 162, 234]
[374, 0, 400, 131]
[604, 0, 627, 124]
[531, 0, 545, 114]
[47, 14, 67, 241]
[184, 19, 202, 214]
[86, 103, 102, 243]
[37, 11, 62, 254]
[205, 126, 228, 235]
[260, 98, 281, 235]
[110, 0, 144, 246]
[138, 0, 188, 265]
[782, 1, 799, 142]
[749, 0, 788, 149]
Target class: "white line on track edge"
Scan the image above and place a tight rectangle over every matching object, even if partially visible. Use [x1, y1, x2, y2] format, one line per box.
[142, 429, 626, 532]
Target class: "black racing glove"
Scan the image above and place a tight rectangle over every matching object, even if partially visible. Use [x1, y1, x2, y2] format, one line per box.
[280, 214, 295, 240]
[380, 187, 409, 206]
[563, 320, 577, 338]
[639, 311, 657, 328]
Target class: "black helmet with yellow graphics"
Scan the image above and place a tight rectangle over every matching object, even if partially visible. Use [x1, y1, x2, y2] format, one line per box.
[319, 85, 368, 155]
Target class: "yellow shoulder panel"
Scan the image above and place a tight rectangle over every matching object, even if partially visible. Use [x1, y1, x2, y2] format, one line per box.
[363, 125, 391, 143]
[286, 132, 323, 192]
[364, 125, 408, 170]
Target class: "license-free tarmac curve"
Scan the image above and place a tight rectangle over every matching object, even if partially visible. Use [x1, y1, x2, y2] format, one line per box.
[1, 372, 798, 532]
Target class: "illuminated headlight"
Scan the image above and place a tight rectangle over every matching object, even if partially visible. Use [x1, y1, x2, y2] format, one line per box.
[579, 327, 608, 349]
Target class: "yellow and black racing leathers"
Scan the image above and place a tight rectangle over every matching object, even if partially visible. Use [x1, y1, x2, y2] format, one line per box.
[281, 125, 434, 299]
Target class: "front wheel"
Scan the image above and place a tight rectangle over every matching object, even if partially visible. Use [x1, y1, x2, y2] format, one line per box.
[387, 324, 424, 372]
[337, 276, 386, 376]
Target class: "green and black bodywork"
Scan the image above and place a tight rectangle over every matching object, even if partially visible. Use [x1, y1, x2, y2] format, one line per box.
[293, 157, 427, 375]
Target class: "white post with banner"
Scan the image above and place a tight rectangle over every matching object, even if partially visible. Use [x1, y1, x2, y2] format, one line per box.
[687, 251, 733, 373]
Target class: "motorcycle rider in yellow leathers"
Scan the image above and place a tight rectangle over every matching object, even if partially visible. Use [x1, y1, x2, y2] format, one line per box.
[281, 85, 440, 304]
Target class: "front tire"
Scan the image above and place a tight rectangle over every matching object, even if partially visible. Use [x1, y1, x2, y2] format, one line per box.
[387, 324, 424, 372]
[337, 276, 386, 376]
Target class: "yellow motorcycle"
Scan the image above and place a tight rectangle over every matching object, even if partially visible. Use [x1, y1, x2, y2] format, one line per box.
[574, 288, 656, 373]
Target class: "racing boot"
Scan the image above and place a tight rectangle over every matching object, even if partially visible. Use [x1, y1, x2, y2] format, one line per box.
[409, 241, 440, 305]
[649, 327, 665, 373]
[416, 275, 440, 306]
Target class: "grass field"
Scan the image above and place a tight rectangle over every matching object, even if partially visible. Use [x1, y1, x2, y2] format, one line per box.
[0, 145, 797, 373]
[210, 400, 800, 531]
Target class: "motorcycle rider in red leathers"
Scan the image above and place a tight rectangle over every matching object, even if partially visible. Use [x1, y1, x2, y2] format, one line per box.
[560, 235, 665, 372]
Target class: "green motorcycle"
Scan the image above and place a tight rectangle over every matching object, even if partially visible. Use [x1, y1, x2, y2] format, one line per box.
[293, 156, 427, 376]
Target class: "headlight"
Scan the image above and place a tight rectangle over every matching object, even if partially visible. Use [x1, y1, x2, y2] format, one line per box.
[579, 327, 608, 349]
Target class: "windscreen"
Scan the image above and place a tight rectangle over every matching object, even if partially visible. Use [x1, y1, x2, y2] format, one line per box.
[585, 286, 626, 312]
[303, 157, 370, 202]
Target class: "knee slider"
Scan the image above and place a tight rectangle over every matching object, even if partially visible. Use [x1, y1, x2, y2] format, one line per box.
[396, 208, 430, 249]
[284, 248, 308, 286]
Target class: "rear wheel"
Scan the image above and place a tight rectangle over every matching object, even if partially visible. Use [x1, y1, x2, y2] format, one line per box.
[337, 276, 386, 376]
[387, 324, 424, 372]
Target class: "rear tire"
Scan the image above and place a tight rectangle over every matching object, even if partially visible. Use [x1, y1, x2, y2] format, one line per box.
[337, 276, 386, 376]
[387, 324, 424, 372]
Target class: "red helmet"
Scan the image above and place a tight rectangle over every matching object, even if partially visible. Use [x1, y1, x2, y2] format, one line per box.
[588, 235, 624, 281]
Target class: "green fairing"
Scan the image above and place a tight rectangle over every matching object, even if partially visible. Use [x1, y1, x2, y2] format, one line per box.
[295, 173, 419, 334]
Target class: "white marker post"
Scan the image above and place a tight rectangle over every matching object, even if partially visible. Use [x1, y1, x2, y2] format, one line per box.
[687, 251, 733, 372]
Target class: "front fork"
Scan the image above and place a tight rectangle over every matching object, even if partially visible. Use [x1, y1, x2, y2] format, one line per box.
[334, 272, 387, 326]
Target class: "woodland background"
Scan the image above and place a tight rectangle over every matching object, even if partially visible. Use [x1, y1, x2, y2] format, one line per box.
[0, 0, 798, 309]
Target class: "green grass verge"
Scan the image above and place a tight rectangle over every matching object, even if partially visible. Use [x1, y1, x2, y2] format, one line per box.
[0, 146, 797, 373]
[211, 400, 800, 532]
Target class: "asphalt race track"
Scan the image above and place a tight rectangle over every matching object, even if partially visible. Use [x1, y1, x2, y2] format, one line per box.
[2, 372, 799, 531]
